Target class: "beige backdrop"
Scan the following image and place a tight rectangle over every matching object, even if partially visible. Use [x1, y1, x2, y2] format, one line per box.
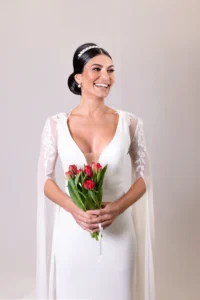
[0, 0, 199, 299]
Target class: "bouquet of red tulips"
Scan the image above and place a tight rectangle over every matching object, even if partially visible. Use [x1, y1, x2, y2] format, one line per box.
[65, 162, 108, 241]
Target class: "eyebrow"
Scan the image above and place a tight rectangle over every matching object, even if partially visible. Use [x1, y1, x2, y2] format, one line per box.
[91, 64, 115, 68]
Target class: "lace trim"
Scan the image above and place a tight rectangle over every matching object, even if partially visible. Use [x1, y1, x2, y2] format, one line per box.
[133, 118, 147, 178]
[127, 112, 147, 178]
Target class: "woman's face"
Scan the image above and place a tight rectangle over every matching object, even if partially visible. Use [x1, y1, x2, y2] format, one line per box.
[75, 54, 115, 97]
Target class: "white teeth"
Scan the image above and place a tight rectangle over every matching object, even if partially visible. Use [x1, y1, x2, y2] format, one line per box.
[95, 83, 108, 88]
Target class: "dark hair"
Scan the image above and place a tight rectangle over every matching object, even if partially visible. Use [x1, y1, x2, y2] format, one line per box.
[68, 42, 112, 95]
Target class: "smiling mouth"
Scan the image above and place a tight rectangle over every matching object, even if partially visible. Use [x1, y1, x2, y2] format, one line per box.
[94, 83, 110, 89]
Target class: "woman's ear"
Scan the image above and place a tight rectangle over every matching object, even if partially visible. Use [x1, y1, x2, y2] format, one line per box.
[74, 73, 82, 85]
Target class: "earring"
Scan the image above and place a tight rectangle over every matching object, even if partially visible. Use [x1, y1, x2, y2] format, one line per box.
[78, 83, 81, 88]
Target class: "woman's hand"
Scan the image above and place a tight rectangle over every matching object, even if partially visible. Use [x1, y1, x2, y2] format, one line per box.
[86, 201, 122, 232]
[69, 202, 103, 233]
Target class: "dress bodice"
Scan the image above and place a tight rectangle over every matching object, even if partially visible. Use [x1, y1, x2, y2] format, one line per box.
[56, 109, 130, 195]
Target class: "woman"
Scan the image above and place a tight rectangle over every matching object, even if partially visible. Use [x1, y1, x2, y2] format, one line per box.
[36, 42, 156, 300]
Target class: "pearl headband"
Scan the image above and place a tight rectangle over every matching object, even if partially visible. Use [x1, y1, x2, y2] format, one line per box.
[78, 45, 100, 58]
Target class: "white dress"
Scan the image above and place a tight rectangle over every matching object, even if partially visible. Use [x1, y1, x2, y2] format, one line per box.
[36, 108, 156, 300]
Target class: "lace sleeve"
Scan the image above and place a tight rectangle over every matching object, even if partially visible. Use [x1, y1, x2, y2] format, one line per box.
[127, 114, 151, 190]
[38, 116, 58, 184]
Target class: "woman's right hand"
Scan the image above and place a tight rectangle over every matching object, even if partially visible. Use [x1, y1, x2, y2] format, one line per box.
[69, 202, 99, 233]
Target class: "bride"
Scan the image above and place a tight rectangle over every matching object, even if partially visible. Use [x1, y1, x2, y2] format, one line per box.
[36, 42, 156, 300]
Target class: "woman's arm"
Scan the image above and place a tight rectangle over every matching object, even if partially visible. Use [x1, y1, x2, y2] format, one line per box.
[38, 115, 98, 232]
[44, 178, 75, 212]
[117, 116, 150, 213]
[117, 177, 146, 214]
[44, 178, 97, 232]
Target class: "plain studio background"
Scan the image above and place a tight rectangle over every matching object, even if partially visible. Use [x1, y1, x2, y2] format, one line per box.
[0, 1, 199, 299]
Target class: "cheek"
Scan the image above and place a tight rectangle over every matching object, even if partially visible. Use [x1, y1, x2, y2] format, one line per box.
[86, 74, 98, 85]
[88, 71, 98, 79]
[110, 72, 115, 79]
[111, 76, 116, 84]
[83, 78, 95, 88]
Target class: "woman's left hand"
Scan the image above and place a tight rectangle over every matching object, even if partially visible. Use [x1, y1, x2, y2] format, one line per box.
[86, 201, 122, 232]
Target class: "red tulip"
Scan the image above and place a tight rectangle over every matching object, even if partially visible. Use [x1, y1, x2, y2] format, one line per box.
[91, 162, 102, 173]
[84, 165, 93, 177]
[69, 164, 78, 174]
[65, 170, 74, 180]
[83, 179, 95, 190]
[95, 163, 102, 172]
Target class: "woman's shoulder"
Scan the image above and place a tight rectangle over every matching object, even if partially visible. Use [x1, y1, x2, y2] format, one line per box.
[43, 111, 69, 125]
[116, 109, 145, 137]
[41, 112, 67, 131]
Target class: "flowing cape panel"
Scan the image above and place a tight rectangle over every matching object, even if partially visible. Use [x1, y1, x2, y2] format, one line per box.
[126, 112, 156, 300]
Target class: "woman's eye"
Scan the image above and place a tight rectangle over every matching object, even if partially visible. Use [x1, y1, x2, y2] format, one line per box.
[92, 68, 115, 73]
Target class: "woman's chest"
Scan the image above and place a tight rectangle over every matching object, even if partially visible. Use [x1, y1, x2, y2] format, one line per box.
[57, 117, 131, 169]
[66, 114, 119, 155]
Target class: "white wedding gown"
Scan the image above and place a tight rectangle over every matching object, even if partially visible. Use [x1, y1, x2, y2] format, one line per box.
[36, 108, 156, 300]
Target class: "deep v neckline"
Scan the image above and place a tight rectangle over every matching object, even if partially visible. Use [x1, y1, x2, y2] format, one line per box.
[64, 108, 121, 165]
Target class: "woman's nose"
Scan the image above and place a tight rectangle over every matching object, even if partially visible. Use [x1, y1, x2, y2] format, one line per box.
[100, 70, 110, 80]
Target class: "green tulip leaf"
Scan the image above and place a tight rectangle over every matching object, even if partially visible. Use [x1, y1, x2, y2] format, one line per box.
[77, 190, 87, 199]
[88, 190, 99, 207]
[68, 180, 86, 211]
[74, 172, 81, 188]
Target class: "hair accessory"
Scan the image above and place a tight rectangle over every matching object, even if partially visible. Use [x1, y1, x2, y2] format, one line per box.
[78, 45, 100, 58]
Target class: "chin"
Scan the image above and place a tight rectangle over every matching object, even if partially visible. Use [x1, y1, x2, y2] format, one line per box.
[95, 92, 110, 98]
[94, 88, 111, 95]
